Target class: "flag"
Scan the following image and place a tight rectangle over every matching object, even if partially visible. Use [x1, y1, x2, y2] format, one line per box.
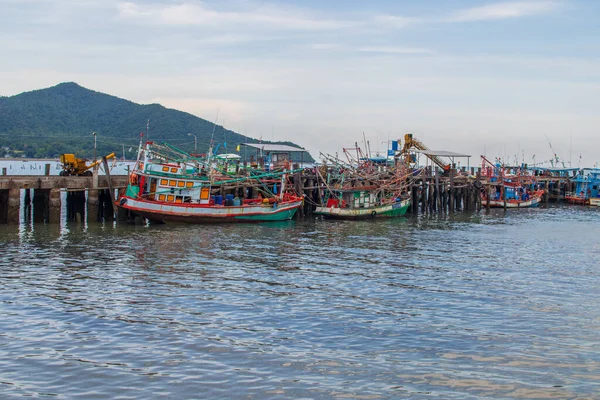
[236, 144, 240, 152]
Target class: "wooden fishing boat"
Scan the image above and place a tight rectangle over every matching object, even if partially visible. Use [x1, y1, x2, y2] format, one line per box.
[314, 188, 410, 219]
[482, 188, 544, 208]
[480, 155, 544, 208]
[314, 144, 413, 220]
[117, 141, 303, 223]
[565, 168, 600, 205]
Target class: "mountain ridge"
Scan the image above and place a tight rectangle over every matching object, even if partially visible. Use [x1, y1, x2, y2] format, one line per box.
[0, 82, 313, 162]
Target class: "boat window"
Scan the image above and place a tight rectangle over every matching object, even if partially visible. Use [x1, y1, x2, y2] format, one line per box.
[158, 194, 166, 201]
[177, 181, 185, 188]
[162, 166, 169, 172]
[160, 179, 168, 185]
[186, 182, 193, 188]
[169, 180, 176, 187]
[171, 168, 178, 173]
[167, 195, 175, 202]
[200, 187, 210, 199]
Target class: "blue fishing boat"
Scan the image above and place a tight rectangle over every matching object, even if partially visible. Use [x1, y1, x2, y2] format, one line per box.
[566, 168, 600, 205]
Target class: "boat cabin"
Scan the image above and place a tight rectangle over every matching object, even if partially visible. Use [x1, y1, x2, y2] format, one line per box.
[326, 189, 379, 209]
[215, 153, 241, 175]
[241, 143, 309, 171]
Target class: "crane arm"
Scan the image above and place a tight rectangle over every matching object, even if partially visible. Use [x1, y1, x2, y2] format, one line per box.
[403, 134, 451, 171]
[86, 153, 116, 171]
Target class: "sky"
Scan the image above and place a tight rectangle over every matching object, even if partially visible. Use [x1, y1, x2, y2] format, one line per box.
[1, 0, 599, 167]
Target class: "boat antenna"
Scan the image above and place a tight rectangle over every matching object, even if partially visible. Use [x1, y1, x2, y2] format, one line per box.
[146, 119, 150, 141]
[545, 134, 559, 167]
[223, 120, 227, 151]
[208, 108, 220, 161]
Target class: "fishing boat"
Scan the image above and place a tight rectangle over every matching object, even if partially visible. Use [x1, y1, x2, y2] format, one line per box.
[565, 168, 600, 205]
[117, 141, 303, 223]
[314, 144, 412, 219]
[314, 189, 410, 219]
[482, 184, 544, 208]
[480, 156, 544, 208]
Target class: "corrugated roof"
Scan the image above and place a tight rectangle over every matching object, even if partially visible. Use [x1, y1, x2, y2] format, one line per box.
[242, 143, 306, 152]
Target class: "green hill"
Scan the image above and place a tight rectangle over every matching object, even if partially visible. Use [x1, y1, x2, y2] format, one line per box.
[0, 82, 313, 162]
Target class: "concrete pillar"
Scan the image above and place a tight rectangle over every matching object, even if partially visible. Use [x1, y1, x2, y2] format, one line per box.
[87, 189, 99, 223]
[92, 169, 99, 189]
[7, 189, 20, 224]
[48, 189, 61, 223]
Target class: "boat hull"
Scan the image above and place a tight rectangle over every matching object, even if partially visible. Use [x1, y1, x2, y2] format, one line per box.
[314, 199, 410, 219]
[484, 196, 542, 208]
[483, 190, 544, 208]
[566, 195, 590, 205]
[119, 196, 302, 223]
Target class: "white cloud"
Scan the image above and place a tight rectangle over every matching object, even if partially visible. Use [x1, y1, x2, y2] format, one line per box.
[371, 15, 418, 28]
[311, 43, 340, 50]
[448, 1, 559, 22]
[358, 46, 435, 55]
[116, 1, 354, 30]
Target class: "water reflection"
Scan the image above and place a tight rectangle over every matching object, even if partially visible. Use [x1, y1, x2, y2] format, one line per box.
[1, 206, 600, 398]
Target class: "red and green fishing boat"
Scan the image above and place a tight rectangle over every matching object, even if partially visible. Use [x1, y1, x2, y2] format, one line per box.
[118, 141, 303, 223]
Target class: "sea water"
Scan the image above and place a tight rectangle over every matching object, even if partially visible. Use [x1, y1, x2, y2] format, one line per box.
[1, 205, 600, 399]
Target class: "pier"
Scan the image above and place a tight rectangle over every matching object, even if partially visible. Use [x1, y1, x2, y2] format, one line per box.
[0, 174, 129, 224]
[0, 163, 579, 225]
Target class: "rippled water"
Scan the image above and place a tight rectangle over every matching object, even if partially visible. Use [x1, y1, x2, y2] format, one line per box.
[2, 206, 600, 399]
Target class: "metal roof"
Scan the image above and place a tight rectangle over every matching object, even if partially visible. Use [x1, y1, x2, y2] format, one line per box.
[242, 143, 306, 152]
[215, 153, 241, 159]
[412, 149, 471, 157]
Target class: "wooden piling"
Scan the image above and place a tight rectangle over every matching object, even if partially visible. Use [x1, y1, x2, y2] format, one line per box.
[449, 172, 455, 214]
[422, 181, 428, 215]
[411, 185, 418, 214]
[435, 174, 441, 213]
[102, 156, 117, 206]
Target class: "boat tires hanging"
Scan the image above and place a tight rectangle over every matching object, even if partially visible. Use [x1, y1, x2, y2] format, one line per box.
[371, 210, 377, 218]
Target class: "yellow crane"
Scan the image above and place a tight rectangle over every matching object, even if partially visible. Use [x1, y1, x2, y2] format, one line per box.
[59, 153, 115, 176]
[401, 134, 451, 172]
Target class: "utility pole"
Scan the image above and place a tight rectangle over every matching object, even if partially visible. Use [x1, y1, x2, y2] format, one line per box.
[188, 133, 197, 152]
[92, 131, 97, 170]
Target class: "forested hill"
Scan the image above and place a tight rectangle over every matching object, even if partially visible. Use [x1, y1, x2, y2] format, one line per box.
[0, 82, 313, 161]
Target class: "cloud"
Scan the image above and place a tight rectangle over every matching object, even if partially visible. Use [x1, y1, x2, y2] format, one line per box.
[448, 1, 559, 22]
[371, 15, 418, 28]
[116, 1, 354, 30]
[358, 46, 435, 55]
[311, 43, 340, 50]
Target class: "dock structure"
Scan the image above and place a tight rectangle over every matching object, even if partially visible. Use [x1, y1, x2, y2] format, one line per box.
[0, 172, 129, 224]
[0, 162, 580, 225]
